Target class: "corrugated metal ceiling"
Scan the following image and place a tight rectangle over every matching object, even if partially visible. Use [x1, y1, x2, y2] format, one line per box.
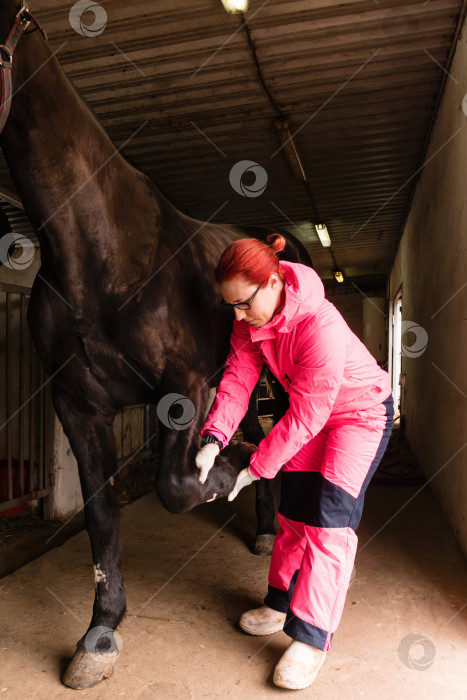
[0, 0, 464, 280]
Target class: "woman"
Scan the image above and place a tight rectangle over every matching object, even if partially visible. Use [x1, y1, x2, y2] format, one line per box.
[195, 234, 393, 690]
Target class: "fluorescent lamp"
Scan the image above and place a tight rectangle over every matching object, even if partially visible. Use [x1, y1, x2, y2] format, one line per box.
[334, 271, 344, 283]
[274, 119, 307, 181]
[315, 223, 331, 247]
[220, 0, 249, 13]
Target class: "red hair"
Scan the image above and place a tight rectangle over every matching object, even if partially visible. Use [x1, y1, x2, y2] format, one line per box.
[215, 234, 286, 286]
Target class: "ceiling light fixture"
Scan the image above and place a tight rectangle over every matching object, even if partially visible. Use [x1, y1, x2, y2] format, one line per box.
[274, 119, 307, 181]
[220, 0, 249, 13]
[334, 270, 344, 283]
[315, 223, 331, 247]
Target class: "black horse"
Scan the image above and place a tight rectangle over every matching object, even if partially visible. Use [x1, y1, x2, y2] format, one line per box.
[0, 2, 312, 688]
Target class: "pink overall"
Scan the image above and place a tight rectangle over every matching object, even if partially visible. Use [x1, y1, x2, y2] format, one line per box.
[201, 261, 393, 651]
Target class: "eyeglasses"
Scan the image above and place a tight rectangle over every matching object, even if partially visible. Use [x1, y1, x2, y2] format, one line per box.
[221, 283, 263, 310]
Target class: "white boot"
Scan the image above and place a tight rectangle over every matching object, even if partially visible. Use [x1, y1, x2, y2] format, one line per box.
[273, 640, 326, 690]
[239, 605, 286, 635]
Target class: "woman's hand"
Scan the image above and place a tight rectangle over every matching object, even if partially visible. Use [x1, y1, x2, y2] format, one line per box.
[228, 466, 260, 501]
[195, 443, 220, 483]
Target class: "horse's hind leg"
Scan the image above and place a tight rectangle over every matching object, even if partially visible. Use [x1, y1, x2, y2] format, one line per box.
[239, 382, 276, 556]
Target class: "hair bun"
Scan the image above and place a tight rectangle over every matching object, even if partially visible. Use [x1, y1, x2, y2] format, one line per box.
[267, 233, 286, 253]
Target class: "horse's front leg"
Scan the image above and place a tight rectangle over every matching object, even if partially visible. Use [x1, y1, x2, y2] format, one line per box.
[52, 387, 124, 690]
[239, 386, 276, 556]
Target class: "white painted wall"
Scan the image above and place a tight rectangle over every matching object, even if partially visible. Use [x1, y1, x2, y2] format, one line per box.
[52, 416, 84, 517]
[389, 21, 467, 557]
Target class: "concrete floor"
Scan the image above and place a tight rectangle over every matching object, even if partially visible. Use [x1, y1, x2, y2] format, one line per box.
[1, 480, 467, 699]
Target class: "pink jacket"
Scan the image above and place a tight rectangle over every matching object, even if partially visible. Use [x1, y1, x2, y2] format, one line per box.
[201, 261, 391, 479]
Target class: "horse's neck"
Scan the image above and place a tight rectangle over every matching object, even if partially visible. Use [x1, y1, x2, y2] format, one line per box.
[0, 31, 161, 294]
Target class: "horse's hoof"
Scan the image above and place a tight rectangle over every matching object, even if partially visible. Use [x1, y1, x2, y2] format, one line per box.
[63, 642, 121, 689]
[253, 533, 275, 557]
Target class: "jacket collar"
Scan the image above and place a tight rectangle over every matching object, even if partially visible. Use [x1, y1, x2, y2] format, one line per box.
[247, 261, 323, 342]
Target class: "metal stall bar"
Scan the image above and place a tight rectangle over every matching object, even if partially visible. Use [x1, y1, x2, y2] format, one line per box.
[19, 293, 27, 496]
[0, 282, 53, 516]
[5, 290, 12, 501]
